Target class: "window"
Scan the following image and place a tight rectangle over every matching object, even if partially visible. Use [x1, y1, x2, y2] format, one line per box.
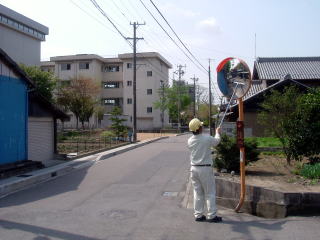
[147, 71, 152, 77]
[127, 81, 132, 86]
[127, 98, 132, 104]
[147, 107, 153, 113]
[103, 65, 120, 72]
[104, 99, 116, 105]
[61, 63, 71, 71]
[103, 82, 119, 88]
[79, 62, 89, 70]
[147, 89, 152, 95]
[127, 63, 132, 69]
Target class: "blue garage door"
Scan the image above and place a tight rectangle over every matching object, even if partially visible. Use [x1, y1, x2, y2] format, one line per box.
[0, 75, 28, 165]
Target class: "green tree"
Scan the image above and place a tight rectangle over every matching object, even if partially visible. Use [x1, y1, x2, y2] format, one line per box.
[109, 106, 127, 138]
[154, 83, 192, 125]
[197, 103, 218, 126]
[57, 77, 99, 129]
[287, 88, 320, 163]
[258, 86, 302, 164]
[20, 64, 56, 102]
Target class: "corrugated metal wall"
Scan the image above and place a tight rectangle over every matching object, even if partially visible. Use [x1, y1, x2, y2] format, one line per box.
[0, 72, 28, 165]
[28, 117, 54, 162]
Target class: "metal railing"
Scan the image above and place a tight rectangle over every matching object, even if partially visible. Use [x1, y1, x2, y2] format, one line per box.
[57, 136, 129, 155]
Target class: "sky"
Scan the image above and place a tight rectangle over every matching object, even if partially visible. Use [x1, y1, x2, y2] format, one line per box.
[1, 0, 320, 99]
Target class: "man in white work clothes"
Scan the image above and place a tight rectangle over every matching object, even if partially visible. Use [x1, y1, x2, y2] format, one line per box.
[187, 118, 222, 222]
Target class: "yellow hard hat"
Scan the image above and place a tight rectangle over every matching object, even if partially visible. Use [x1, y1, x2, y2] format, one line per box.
[189, 118, 203, 132]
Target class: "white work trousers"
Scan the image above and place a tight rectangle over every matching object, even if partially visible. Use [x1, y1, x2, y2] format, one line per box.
[190, 166, 217, 219]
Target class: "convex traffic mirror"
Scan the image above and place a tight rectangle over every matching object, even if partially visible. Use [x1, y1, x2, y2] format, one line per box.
[216, 57, 252, 99]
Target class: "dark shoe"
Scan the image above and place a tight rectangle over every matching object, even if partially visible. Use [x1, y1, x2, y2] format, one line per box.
[195, 215, 206, 222]
[207, 216, 222, 223]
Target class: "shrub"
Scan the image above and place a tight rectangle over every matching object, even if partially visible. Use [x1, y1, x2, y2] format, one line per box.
[214, 135, 259, 172]
[100, 130, 115, 141]
[299, 163, 320, 179]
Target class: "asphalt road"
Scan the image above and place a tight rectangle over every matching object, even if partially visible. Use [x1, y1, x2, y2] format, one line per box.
[0, 134, 319, 240]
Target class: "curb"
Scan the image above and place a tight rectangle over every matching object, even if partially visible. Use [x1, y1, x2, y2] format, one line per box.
[215, 177, 320, 218]
[183, 174, 320, 218]
[0, 136, 169, 199]
[181, 174, 192, 209]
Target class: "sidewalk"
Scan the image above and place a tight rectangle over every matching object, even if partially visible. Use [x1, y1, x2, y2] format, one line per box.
[0, 136, 169, 199]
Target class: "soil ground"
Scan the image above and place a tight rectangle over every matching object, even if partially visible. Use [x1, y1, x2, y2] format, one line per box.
[137, 132, 177, 141]
[217, 154, 320, 192]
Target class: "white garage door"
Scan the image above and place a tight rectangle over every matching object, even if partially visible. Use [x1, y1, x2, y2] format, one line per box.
[28, 117, 54, 162]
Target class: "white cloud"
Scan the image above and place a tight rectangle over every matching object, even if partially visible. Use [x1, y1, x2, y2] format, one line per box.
[197, 17, 222, 35]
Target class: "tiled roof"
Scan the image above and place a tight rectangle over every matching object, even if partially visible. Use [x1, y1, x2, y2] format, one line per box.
[254, 57, 320, 80]
[230, 78, 310, 109]
[243, 81, 264, 100]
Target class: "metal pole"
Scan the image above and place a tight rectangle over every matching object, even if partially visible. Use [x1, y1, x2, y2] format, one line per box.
[235, 97, 246, 212]
[133, 22, 137, 142]
[177, 65, 181, 132]
[208, 60, 212, 136]
[218, 82, 239, 128]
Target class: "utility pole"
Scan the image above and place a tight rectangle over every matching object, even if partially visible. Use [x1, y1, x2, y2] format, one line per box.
[208, 59, 214, 136]
[126, 21, 145, 142]
[176, 64, 186, 132]
[190, 75, 198, 117]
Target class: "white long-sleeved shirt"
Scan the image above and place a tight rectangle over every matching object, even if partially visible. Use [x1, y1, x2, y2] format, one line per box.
[187, 133, 221, 166]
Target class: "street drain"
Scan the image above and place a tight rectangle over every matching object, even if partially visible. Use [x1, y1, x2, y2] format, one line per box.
[162, 191, 179, 197]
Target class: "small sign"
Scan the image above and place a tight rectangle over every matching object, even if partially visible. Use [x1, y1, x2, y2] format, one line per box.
[236, 120, 244, 148]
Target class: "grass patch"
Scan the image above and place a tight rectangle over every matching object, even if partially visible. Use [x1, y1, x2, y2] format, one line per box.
[247, 137, 282, 148]
[260, 151, 284, 156]
[299, 163, 320, 179]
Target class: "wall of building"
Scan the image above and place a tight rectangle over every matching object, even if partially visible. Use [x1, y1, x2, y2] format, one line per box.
[0, 59, 28, 164]
[122, 57, 169, 130]
[0, 4, 48, 66]
[0, 25, 41, 66]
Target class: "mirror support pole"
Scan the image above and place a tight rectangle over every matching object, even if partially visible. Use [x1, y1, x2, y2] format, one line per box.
[235, 97, 246, 212]
[208, 60, 212, 136]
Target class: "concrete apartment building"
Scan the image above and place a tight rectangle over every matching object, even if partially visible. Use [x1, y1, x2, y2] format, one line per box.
[0, 4, 48, 66]
[41, 52, 172, 130]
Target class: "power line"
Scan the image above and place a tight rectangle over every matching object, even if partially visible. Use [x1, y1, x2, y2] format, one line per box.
[148, 0, 208, 73]
[89, 0, 132, 47]
[121, 1, 187, 65]
[138, 0, 207, 75]
[109, 0, 131, 22]
[69, 0, 117, 34]
[118, 0, 142, 22]
[85, 0, 213, 99]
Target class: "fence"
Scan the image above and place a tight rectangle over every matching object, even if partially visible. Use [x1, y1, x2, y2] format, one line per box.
[57, 137, 129, 155]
